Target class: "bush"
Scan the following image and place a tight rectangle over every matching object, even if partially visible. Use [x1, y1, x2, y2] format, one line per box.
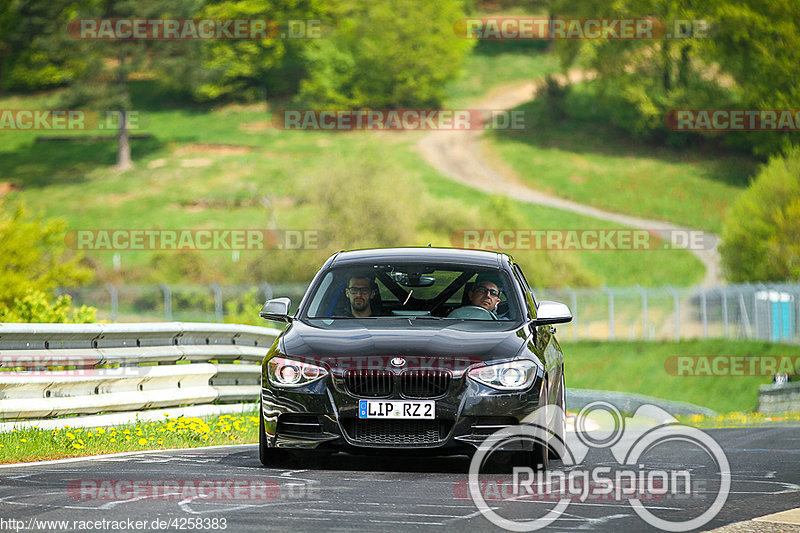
[0, 289, 96, 323]
[0, 202, 92, 305]
[719, 147, 800, 282]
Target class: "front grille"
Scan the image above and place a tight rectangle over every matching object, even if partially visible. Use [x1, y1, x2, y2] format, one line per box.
[344, 370, 393, 397]
[343, 419, 451, 447]
[400, 370, 451, 398]
[277, 414, 324, 438]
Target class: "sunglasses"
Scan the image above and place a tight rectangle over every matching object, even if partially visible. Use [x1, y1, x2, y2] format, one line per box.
[474, 286, 501, 297]
[346, 287, 372, 295]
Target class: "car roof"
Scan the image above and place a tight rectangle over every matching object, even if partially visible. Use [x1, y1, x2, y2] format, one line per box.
[328, 247, 508, 268]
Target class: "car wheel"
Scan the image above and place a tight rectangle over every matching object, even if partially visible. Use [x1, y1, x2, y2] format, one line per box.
[259, 400, 290, 467]
[510, 378, 551, 470]
[548, 372, 566, 460]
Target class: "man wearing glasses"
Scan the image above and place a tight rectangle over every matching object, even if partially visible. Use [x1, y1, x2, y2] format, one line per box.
[467, 274, 503, 315]
[345, 276, 378, 317]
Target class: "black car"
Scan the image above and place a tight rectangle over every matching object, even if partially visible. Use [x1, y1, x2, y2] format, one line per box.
[258, 247, 572, 468]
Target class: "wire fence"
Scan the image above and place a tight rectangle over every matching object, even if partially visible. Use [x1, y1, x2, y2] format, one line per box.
[59, 282, 800, 344]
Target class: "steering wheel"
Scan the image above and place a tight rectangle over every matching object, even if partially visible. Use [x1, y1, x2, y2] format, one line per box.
[447, 305, 498, 320]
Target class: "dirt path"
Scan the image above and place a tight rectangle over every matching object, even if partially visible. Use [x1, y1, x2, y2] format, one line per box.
[417, 72, 722, 287]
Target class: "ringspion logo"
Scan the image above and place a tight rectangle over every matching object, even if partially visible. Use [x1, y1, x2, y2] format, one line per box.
[465, 402, 730, 531]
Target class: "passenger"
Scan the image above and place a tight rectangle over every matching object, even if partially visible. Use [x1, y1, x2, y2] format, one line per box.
[467, 274, 503, 314]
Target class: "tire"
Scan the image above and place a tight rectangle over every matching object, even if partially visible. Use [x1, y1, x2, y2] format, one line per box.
[548, 373, 566, 460]
[511, 378, 551, 470]
[259, 400, 291, 467]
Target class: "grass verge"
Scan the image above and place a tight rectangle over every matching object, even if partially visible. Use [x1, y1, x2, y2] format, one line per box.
[676, 411, 800, 428]
[0, 410, 258, 464]
[564, 339, 800, 413]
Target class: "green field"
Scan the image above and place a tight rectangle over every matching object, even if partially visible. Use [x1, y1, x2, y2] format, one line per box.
[0, 57, 707, 287]
[565, 339, 800, 413]
[485, 92, 757, 234]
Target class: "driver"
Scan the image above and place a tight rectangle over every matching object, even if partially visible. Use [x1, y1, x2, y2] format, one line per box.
[345, 275, 378, 317]
[467, 274, 502, 314]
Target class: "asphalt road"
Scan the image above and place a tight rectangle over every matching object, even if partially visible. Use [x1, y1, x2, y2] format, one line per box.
[0, 426, 798, 533]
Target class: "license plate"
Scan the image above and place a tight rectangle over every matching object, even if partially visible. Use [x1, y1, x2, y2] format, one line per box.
[358, 400, 435, 419]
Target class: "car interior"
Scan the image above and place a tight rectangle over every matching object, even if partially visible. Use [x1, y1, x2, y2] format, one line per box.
[306, 265, 516, 320]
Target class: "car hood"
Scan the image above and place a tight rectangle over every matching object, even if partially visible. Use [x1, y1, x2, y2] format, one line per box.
[279, 319, 530, 363]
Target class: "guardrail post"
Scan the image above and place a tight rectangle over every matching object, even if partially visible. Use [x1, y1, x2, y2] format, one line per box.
[667, 285, 680, 341]
[604, 287, 615, 341]
[211, 283, 223, 322]
[159, 283, 172, 321]
[700, 287, 708, 338]
[260, 282, 273, 302]
[565, 286, 577, 342]
[636, 285, 648, 340]
[721, 288, 729, 338]
[105, 283, 118, 322]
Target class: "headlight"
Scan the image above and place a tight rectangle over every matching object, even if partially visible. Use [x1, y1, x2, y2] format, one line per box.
[267, 357, 328, 388]
[468, 360, 538, 391]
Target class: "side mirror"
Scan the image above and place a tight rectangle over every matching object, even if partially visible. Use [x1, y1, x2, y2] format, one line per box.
[533, 300, 572, 325]
[259, 297, 292, 322]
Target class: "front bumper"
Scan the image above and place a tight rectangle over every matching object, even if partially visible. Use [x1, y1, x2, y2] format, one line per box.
[261, 373, 542, 453]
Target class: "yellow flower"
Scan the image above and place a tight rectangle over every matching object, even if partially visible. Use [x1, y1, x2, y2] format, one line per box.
[66, 432, 76, 441]
[19, 438, 27, 443]
[123, 429, 131, 435]
[97, 428, 106, 435]
[109, 438, 116, 443]
[72, 442, 84, 449]
[138, 438, 148, 445]
[125, 436, 131, 441]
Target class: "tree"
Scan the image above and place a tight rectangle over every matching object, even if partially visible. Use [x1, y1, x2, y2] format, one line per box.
[719, 147, 800, 282]
[550, 0, 726, 142]
[196, 0, 328, 101]
[0, 0, 83, 93]
[62, 0, 204, 169]
[705, 0, 800, 155]
[296, 0, 474, 109]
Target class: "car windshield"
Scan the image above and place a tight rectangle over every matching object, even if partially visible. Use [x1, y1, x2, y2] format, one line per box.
[304, 264, 520, 321]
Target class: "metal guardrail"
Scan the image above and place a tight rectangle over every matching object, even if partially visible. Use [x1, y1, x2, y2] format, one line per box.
[0, 322, 281, 423]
